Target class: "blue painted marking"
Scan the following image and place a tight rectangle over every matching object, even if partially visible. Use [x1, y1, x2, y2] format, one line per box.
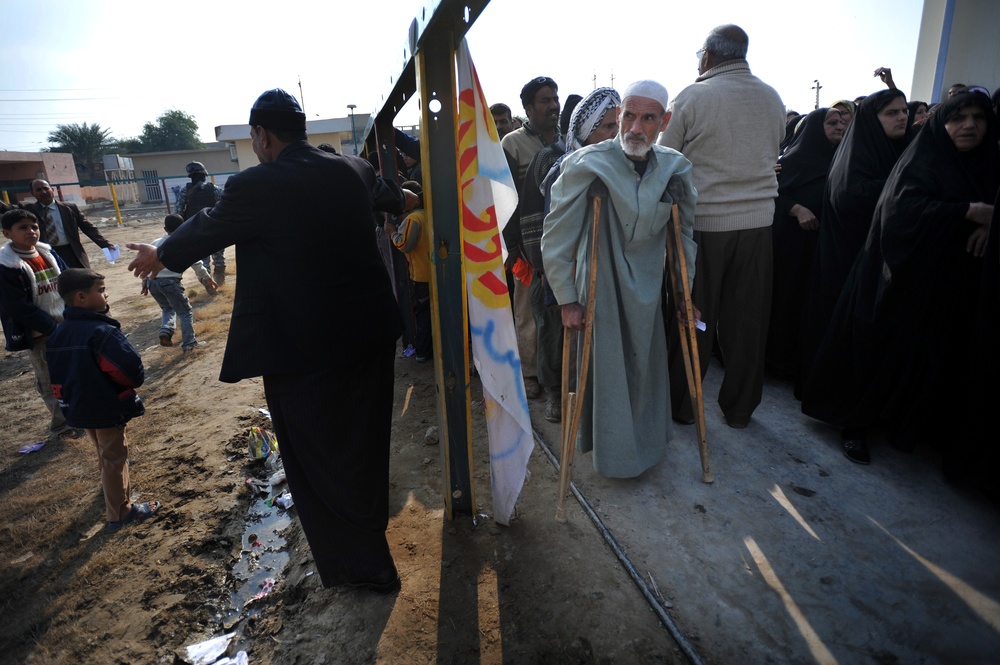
[931, 0, 956, 104]
[470, 318, 531, 460]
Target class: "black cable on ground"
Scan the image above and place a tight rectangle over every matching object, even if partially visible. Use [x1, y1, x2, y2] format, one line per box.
[533, 427, 705, 665]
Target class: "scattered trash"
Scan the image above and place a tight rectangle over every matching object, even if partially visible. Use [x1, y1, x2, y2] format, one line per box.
[248, 426, 278, 459]
[18, 442, 45, 454]
[264, 452, 282, 473]
[266, 491, 293, 510]
[267, 469, 286, 487]
[245, 478, 269, 494]
[245, 577, 275, 606]
[213, 651, 248, 665]
[183, 632, 235, 665]
[424, 426, 439, 446]
[257, 408, 271, 420]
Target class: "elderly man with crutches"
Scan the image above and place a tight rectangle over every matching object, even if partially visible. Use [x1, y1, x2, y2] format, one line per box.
[542, 81, 700, 502]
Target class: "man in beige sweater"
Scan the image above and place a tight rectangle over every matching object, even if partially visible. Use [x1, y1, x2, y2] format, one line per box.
[657, 24, 785, 428]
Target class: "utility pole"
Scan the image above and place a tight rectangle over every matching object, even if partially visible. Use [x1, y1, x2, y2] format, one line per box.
[347, 104, 358, 155]
[812, 79, 822, 110]
[298, 75, 306, 113]
[610, 69, 615, 89]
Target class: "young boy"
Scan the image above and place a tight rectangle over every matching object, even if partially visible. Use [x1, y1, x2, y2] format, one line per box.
[0, 208, 81, 440]
[46, 268, 160, 530]
[384, 181, 433, 362]
[142, 214, 216, 351]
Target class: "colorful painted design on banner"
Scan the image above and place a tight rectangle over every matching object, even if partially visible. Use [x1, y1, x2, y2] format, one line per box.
[456, 38, 533, 526]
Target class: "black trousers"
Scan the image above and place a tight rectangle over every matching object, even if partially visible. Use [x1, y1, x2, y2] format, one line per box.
[263, 341, 396, 586]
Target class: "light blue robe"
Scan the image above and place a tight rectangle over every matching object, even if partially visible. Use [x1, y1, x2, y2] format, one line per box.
[541, 139, 697, 478]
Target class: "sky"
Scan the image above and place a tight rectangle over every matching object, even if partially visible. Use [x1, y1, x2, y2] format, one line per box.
[0, 0, 926, 153]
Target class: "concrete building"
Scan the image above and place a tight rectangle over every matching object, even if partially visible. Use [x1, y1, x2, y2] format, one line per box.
[215, 114, 372, 170]
[0, 151, 83, 206]
[912, 0, 1000, 103]
[123, 142, 236, 205]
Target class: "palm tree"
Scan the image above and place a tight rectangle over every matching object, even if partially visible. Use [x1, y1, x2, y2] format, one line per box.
[46, 123, 114, 178]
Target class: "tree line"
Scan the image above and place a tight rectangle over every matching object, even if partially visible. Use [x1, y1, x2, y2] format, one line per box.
[45, 110, 203, 179]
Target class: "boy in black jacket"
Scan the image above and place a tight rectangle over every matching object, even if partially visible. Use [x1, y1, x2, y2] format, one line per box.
[47, 268, 161, 530]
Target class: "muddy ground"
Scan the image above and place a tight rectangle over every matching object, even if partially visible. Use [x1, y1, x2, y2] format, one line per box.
[0, 211, 683, 665]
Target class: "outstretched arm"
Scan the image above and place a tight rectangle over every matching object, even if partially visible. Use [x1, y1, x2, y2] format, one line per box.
[874, 67, 897, 91]
[125, 242, 163, 279]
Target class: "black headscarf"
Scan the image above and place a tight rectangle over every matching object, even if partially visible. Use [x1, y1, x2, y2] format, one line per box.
[801, 92, 1000, 446]
[769, 108, 841, 382]
[813, 89, 910, 301]
[777, 108, 840, 211]
[857, 90, 999, 317]
[906, 100, 927, 135]
[780, 114, 804, 154]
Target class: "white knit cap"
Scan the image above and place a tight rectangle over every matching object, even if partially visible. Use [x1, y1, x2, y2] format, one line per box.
[622, 80, 669, 112]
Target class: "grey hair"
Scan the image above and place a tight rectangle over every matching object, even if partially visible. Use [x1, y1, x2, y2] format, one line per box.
[704, 24, 748, 61]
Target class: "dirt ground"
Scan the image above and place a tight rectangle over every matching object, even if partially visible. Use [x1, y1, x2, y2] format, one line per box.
[0, 210, 684, 665]
[4, 208, 1000, 665]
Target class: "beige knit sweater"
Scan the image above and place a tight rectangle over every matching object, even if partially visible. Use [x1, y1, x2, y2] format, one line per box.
[658, 59, 786, 232]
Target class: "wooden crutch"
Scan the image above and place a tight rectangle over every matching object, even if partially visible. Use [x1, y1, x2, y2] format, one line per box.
[555, 182, 604, 522]
[663, 178, 713, 483]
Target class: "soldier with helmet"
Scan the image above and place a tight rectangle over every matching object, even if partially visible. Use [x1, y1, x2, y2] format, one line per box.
[176, 161, 227, 284]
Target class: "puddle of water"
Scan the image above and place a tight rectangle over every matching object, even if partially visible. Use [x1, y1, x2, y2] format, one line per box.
[217, 475, 293, 630]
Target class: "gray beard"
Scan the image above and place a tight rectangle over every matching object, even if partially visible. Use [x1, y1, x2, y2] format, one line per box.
[619, 133, 652, 159]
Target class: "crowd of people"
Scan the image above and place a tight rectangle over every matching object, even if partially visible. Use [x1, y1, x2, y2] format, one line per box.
[489, 26, 998, 500]
[2, 23, 998, 598]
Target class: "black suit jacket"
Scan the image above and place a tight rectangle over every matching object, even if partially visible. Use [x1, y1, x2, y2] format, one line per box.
[158, 141, 405, 383]
[23, 200, 111, 269]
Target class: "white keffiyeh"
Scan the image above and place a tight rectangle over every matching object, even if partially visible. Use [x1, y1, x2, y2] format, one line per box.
[566, 87, 621, 153]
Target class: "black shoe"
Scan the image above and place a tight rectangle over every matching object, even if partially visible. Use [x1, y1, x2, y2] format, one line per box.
[672, 413, 695, 425]
[347, 564, 400, 594]
[842, 438, 870, 465]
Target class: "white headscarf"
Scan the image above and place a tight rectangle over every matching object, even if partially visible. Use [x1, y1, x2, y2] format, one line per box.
[565, 87, 621, 153]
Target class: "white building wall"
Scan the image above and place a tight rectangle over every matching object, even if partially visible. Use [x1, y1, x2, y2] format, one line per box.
[912, 0, 1000, 104]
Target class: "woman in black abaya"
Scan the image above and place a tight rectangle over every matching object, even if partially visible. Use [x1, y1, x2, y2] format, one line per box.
[766, 108, 845, 383]
[802, 92, 999, 465]
[800, 89, 911, 389]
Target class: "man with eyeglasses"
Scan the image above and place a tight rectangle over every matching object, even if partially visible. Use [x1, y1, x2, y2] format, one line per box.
[657, 24, 785, 430]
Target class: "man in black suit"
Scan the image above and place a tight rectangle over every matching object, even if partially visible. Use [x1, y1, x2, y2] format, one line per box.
[24, 180, 115, 269]
[127, 89, 414, 594]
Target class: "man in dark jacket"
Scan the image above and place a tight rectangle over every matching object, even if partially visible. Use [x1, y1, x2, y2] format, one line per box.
[23, 180, 115, 269]
[127, 88, 414, 593]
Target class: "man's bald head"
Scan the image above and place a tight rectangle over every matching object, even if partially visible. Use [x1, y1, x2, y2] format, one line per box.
[31, 179, 55, 206]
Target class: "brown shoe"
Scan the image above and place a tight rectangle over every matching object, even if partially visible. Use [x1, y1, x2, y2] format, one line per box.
[159, 333, 173, 347]
[524, 377, 542, 400]
[544, 396, 561, 423]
